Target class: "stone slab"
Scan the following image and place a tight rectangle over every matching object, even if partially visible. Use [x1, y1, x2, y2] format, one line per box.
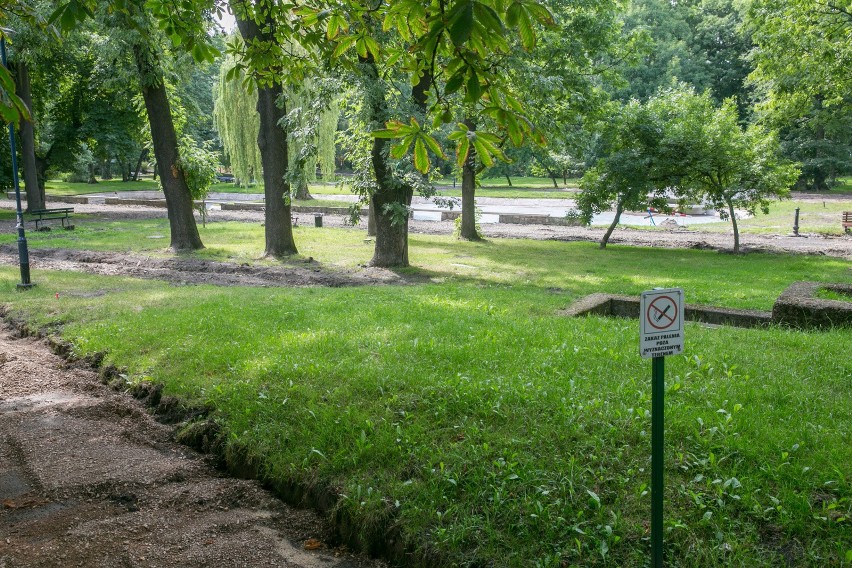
[772, 281, 852, 328]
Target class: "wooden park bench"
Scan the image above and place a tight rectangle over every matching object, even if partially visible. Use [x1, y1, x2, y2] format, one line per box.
[26, 207, 75, 231]
[843, 211, 851, 234]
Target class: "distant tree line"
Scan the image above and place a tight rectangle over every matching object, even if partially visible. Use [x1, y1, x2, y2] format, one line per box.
[0, 0, 847, 260]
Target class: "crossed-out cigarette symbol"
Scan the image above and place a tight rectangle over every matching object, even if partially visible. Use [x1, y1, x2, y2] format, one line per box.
[647, 296, 678, 330]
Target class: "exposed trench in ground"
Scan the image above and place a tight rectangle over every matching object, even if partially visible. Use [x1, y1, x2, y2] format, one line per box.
[0, 318, 391, 568]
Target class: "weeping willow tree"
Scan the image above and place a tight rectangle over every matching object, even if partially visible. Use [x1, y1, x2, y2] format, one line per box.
[317, 101, 338, 182]
[213, 55, 262, 187]
[286, 84, 340, 199]
[213, 53, 338, 198]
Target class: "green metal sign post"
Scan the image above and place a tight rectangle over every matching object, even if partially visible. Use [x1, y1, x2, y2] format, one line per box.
[640, 288, 685, 567]
[651, 355, 665, 567]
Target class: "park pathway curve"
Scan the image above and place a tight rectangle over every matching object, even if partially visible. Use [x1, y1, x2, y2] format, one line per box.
[0, 325, 384, 568]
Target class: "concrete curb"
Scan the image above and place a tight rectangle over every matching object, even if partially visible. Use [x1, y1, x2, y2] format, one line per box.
[561, 293, 773, 328]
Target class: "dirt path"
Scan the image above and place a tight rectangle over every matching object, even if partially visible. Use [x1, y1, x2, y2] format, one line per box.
[0, 325, 385, 568]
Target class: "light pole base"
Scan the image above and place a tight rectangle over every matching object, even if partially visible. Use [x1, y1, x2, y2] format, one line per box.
[16, 282, 35, 290]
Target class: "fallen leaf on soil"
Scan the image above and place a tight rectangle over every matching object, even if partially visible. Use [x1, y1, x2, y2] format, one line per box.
[2, 497, 49, 509]
[303, 538, 323, 550]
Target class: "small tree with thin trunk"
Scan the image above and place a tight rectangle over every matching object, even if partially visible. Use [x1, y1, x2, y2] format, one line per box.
[674, 95, 799, 253]
[580, 89, 799, 253]
[576, 99, 670, 249]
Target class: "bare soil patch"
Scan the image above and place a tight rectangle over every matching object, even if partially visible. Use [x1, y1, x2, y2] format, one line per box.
[0, 245, 411, 288]
[0, 325, 385, 568]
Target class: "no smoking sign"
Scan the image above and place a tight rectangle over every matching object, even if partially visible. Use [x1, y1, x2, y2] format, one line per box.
[640, 288, 685, 358]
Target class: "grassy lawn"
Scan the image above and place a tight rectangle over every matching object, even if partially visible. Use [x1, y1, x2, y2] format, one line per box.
[832, 177, 851, 194]
[613, 197, 852, 236]
[726, 199, 852, 236]
[1, 223, 850, 567]
[451, 175, 581, 189]
[2, 219, 848, 309]
[44, 179, 161, 195]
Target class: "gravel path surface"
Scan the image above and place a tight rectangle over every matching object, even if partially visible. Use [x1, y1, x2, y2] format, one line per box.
[0, 324, 386, 568]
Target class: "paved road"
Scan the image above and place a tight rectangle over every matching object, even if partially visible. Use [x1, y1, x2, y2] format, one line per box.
[84, 190, 726, 227]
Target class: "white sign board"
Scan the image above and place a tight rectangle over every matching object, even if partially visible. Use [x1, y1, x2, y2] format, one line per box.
[640, 288, 685, 358]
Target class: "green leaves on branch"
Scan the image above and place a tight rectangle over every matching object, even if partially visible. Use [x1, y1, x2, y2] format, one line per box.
[49, 0, 219, 62]
[48, 0, 94, 31]
[448, 1, 475, 47]
[295, 0, 553, 110]
[0, 65, 31, 127]
[506, 0, 554, 51]
[373, 119, 445, 173]
[448, 123, 507, 168]
[373, 119, 519, 173]
[146, 0, 219, 63]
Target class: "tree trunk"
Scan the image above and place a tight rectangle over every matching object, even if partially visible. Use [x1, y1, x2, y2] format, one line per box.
[371, 61, 431, 264]
[361, 55, 412, 267]
[810, 94, 829, 191]
[727, 199, 740, 254]
[133, 149, 146, 181]
[102, 158, 113, 180]
[234, 11, 297, 257]
[14, 61, 45, 211]
[367, 201, 376, 236]
[35, 155, 48, 195]
[550, 173, 558, 188]
[87, 161, 97, 184]
[600, 199, 625, 249]
[294, 177, 312, 200]
[460, 118, 480, 241]
[811, 169, 829, 192]
[505, 174, 512, 187]
[255, 82, 298, 257]
[134, 45, 203, 251]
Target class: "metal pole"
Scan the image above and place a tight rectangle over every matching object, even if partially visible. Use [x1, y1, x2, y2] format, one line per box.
[1, 36, 33, 289]
[793, 207, 800, 236]
[651, 356, 665, 567]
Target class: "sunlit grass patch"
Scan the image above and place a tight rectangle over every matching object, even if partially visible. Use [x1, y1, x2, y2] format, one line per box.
[1, 222, 849, 567]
